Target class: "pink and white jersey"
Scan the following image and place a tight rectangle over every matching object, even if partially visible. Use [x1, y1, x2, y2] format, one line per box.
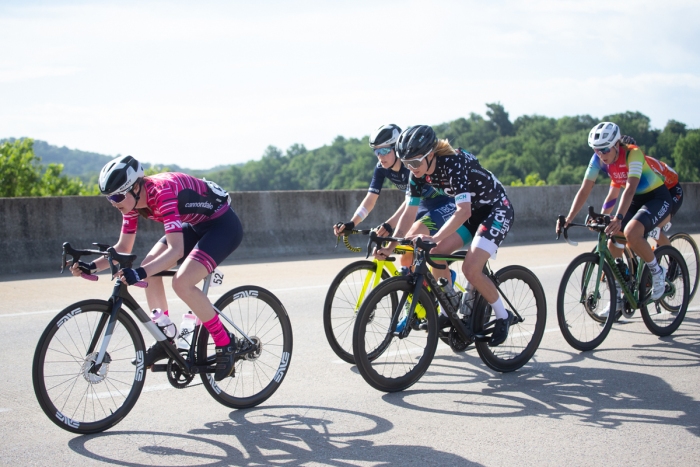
[121, 173, 230, 235]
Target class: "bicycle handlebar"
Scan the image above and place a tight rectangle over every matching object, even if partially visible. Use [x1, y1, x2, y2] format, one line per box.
[556, 206, 613, 247]
[335, 229, 412, 255]
[365, 231, 447, 270]
[61, 242, 148, 287]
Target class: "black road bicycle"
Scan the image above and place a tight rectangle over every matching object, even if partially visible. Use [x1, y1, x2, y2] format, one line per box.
[351, 232, 547, 392]
[32, 242, 293, 434]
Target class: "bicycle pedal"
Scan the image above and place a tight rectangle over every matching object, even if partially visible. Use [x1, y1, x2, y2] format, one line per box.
[150, 364, 168, 372]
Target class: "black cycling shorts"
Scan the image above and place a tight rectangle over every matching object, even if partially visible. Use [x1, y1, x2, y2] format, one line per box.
[463, 197, 514, 258]
[158, 207, 243, 273]
[669, 183, 683, 217]
[622, 185, 673, 235]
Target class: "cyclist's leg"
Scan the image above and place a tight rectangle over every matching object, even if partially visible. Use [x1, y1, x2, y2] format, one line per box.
[141, 240, 170, 311]
[172, 208, 243, 324]
[624, 187, 673, 264]
[656, 183, 682, 247]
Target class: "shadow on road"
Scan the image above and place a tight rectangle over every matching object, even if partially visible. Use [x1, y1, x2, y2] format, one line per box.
[68, 405, 481, 466]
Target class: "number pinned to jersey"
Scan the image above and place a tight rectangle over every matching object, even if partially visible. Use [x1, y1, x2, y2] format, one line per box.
[209, 269, 224, 287]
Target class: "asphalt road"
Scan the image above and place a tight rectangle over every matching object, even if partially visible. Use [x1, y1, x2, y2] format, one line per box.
[1, 237, 699, 466]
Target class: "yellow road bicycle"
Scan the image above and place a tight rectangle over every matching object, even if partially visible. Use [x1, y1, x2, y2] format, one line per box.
[323, 230, 471, 364]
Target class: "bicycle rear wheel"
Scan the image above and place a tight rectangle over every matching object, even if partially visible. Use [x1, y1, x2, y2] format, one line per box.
[557, 253, 616, 351]
[474, 265, 547, 372]
[353, 276, 438, 392]
[669, 233, 699, 302]
[32, 300, 146, 434]
[323, 260, 394, 364]
[198, 286, 293, 409]
[639, 245, 689, 336]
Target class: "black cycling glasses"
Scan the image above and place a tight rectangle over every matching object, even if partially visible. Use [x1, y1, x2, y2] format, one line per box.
[374, 147, 393, 157]
[107, 192, 127, 203]
[595, 147, 613, 155]
[401, 152, 430, 169]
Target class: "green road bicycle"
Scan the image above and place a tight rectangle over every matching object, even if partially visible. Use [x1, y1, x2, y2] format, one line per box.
[556, 207, 690, 351]
[32, 242, 293, 434]
[352, 232, 547, 392]
[323, 230, 468, 364]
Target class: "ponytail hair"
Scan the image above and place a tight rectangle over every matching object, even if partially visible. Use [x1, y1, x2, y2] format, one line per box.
[434, 139, 456, 156]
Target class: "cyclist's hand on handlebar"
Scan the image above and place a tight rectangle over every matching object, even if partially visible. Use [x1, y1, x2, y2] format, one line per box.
[374, 222, 393, 237]
[334, 221, 355, 236]
[69, 262, 84, 277]
[604, 218, 622, 236]
[373, 246, 393, 260]
[119, 267, 147, 285]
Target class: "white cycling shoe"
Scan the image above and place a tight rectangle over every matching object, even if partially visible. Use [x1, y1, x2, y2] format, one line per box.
[650, 266, 667, 301]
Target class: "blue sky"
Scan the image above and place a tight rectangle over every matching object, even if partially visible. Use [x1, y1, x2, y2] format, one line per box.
[1, 0, 699, 169]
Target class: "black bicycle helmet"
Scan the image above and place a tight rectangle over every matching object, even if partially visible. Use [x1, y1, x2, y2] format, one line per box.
[395, 125, 437, 160]
[369, 124, 402, 148]
[98, 155, 144, 195]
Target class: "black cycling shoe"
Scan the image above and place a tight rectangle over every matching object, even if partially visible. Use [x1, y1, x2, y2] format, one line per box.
[214, 333, 237, 381]
[489, 310, 513, 347]
[132, 341, 170, 367]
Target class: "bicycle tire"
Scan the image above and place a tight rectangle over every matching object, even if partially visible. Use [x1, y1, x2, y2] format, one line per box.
[669, 232, 699, 302]
[474, 265, 547, 372]
[323, 260, 395, 364]
[353, 276, 438, 392]
[557, 253, 616, 351]
[32, 299, 146, 434]
[639, 246, 689, 336]
[198, 286, 293, 409]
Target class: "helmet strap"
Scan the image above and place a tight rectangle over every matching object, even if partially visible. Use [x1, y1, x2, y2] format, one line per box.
[425, 153, 435, 173]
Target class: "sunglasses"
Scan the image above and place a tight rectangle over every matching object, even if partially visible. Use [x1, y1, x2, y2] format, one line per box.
[401, 151, 430, 169]
[374, 147, 393, 157]
[107, 192, 128, 203]
[595, 147, 613, 155]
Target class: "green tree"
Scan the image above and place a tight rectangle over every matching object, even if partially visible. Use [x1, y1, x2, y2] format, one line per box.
[672, 130, 700, 182]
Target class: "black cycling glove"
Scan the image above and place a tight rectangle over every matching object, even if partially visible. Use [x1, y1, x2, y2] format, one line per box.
[376, 222, 394, 235]
[335, 221, 355, 233]
[620, 135, 637, 145]
[77, 261, 97, 274]
[122, 267, 147, 285]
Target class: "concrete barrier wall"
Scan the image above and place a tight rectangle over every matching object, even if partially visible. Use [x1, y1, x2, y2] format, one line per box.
[1, 183, 699, 275]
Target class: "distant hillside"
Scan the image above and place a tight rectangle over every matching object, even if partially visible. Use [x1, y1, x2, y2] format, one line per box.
[1, 139, 188, 182]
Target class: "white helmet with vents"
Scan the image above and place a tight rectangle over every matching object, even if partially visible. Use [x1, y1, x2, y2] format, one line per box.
[588, 122, 621, 149]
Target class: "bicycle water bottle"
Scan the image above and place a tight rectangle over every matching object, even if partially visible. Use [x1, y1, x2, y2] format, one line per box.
[152, 308, 177, 340]
[460, 281, 476, 316]
[177, 312, 198, 350]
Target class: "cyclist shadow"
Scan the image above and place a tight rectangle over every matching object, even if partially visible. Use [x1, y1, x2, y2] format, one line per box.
[382, 345, 700, 438]
[67, 405, 483, 466]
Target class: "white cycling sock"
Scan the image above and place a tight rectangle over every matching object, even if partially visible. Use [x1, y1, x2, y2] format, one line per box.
[646, 257, 662, 275]
[490, 297, 508, 320]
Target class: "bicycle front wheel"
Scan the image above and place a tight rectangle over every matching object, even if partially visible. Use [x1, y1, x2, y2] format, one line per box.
[670, 233, 699, 302]
[198, 286, 293, 409]
[32, 300, 146, 434]
[474, 265, 547, 372]
[557, 253, 616, 351]
[639, 245, 689, 336]
[323, 260, 394, 364]
[352, 276, 438, 393]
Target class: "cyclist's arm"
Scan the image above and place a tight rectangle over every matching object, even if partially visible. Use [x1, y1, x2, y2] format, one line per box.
[601, 185, 622, 216]
[334, 192, 379, 235]
[564, 178, 595, 225]
[615, 176, 640, 220]
[385, 198, 407, 229]
[139, 231, 184, 277]
[432, 202, 470, 244]
[90, 232, 136, 272]
[375, 201, 418, 257]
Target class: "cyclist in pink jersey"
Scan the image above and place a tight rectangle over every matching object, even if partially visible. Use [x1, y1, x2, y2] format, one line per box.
[69, 155, 243, 381]
[558, 122, 673, 310]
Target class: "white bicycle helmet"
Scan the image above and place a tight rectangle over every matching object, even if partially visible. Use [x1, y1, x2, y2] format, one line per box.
[588, 122, 621, 149]
[98, 155, 144, 195]
[369, 124, 402, 148]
